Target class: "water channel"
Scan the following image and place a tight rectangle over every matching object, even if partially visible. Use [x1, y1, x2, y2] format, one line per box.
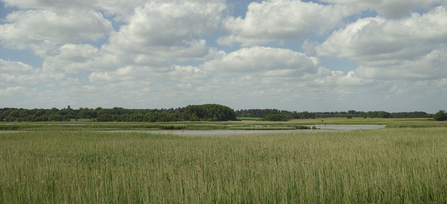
[106, 125, 387, 136]
[0, 125, 387, 136]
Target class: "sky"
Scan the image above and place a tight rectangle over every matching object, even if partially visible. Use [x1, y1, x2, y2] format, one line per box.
[0, 0, 446, 113]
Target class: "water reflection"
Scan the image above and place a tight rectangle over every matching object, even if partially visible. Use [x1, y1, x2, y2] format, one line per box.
[107, 125, 387, 136]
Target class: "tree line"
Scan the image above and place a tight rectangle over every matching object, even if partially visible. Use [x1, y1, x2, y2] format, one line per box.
[0, 105, 439, 122]
[236, 109, 434, 119]
[0, 104, 237, 122]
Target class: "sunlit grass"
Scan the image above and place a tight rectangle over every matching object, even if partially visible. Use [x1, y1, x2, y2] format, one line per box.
[2, 118, 447, 132]
[1, 128, 447, 203]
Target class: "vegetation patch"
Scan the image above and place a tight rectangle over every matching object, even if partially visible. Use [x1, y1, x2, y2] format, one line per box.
[1, 129, 447, 203]
[262, 114, 293, 121]
[237, 117, 262, 121]
[296, 125, 311, 129]
[231, 126, 296, 130]
[386, 123, 447, 128]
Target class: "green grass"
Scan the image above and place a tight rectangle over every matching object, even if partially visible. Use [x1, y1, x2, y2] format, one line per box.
[3, 118, 447, 131]
[69, 119, 92, 122]
[237, 117, 262, 121]
[230, 126, 296, 130]
[386, 123, 447, 128]
[0, 123, 306, 131]
[290, 117, 432, 124]
[1, 128, 447, 203]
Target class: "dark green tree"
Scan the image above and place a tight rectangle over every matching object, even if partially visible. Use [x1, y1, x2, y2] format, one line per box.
[263, 114, 293, 121]
[434, 110, 447, 121]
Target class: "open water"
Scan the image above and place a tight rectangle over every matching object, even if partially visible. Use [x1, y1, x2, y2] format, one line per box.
[106, 125, 387, 136]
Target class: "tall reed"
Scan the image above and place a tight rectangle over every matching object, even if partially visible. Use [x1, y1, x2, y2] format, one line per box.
[1, 128, 446, 203]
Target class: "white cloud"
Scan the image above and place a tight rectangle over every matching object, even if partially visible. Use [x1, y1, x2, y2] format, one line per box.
[87, 47, 382, 98]
[0, 0, 446, 112]
[316, 7, 447, 58]
[42, 44, 104, 73]
[0, 59, 34, 73]
[2, 0, 148, 22]
[105, 1, 225, 58]
[218, 0, 355, 46]
[313, 6, 447, 80]
[88, 64, 212, 85]
[89, 72, 114, 83]
[39, 1, 226, 74]
[320, 0, 445, 18]
[0, 10, 113, 49]
[202, 46, 323, 80]
[2, 0, 226, 22]
[168, 65, 211, 83]
[125, 1, 224, 46]
[0, 59, 63, 85]
[355, 47, 447, 80]
[60, 78, 80, 86]
[0, 86, 28, 96]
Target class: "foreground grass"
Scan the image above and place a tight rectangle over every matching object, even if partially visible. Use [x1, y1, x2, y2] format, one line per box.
[1, 129, 447, 203]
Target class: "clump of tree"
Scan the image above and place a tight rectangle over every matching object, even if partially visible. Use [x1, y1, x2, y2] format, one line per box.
[184, 104, 237, 121]
[235, 109, 433, 119]
[262, 114, 293, 121]
[434, 110, 447, 121]
[0, 104, 237, 122]
[96, 104, 236, 122]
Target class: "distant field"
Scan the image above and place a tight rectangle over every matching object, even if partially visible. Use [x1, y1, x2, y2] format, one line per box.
[290, 117, 434, 124]
[1, 128, 447, 203]
[69, 118, 92, 122]
[1, 117, 446, 131]
[236, 117, 261, 120]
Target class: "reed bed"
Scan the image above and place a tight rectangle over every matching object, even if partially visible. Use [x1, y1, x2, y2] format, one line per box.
[1, 128, 446, 203]
[0, 123, 305, 131]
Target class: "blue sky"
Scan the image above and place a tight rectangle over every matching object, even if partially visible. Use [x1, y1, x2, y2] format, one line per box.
[1, 0, 447, 113]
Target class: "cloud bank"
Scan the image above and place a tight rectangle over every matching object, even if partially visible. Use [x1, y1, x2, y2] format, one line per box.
[0, 0, 446, 112]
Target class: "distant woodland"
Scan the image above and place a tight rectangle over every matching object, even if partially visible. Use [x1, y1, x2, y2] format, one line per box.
[0, 105, 436, 122]
[236, 109, 433, 119]
[0, 104, 236, 122]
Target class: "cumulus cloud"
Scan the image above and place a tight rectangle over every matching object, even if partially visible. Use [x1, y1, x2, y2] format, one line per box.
[2, 0, 226, 22]
[320, 0, 446, 18]
[312, 6, 447, 80]
[9, 0, 227, 76]
[218, 0, 355, 46]
[124, 1, 224, 46]
[202, 46, 323, 80]
[105, 1, 225, 57]
[0, 59, 63, 85]
[39, 1, 226, 74]
[86, 46, 378, 99]
[315, 7, 447, 58]
[0, 10, 113, 49]
[0, 86, 28, 96]
[355, 47, 447, 80]
[0, 0, 446, 111]
[88, 66, 155, 84]
[0, 59, 34, 73]
[2, 0, 146, 20]
[42, 44, 105, 73]
[86, 46, 384, 100]
[89, 64, 212, 85]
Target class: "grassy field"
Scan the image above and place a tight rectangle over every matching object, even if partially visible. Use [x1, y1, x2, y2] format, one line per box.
[237, 117, 262, 121]
[1, 127, 447, 203]
[1, 117, 446, 131]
